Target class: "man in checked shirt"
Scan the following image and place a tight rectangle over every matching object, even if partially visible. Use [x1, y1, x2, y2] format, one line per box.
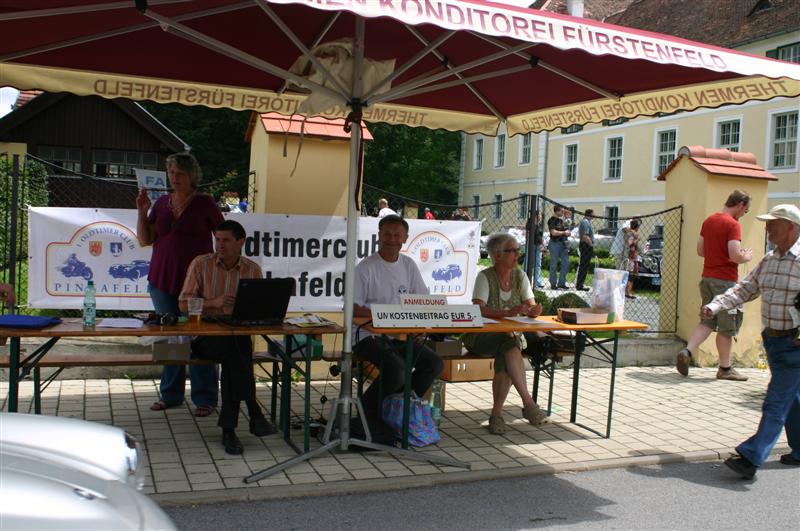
[180, 219, 275, 455]
[702, 204, 800, 479]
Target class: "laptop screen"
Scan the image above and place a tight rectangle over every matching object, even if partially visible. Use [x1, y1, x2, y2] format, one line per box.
[230, 277, 295, 322]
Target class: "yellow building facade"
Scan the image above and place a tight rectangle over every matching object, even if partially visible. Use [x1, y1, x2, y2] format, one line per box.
[246, 113, 371, 377]
[461, 31, 799, 222]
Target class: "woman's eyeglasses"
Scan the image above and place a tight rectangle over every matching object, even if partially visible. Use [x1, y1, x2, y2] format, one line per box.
[501, 247, 521, 254]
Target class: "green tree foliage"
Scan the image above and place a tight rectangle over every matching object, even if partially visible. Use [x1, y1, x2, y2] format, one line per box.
[1, 157, 48, 270]
[139, 102, 251, 197]
[363, 123, 461, 205]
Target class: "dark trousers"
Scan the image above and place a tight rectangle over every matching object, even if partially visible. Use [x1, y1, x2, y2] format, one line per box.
[355, 336, 443, 418]
[191, 335, 257, 430]
[576, 242, 593, 289]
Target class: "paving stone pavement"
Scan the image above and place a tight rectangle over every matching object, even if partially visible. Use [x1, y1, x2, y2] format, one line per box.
[1, 366, 787, 505]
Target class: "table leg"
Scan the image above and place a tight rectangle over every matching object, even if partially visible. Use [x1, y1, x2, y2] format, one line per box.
[303, 337, 312, 453]
[8, 337, 20, 412]
[401, 337, 414, 450]
[569, 332, 586, 423]
[605, 331, 620, 438]
[279, 341, 292, 444]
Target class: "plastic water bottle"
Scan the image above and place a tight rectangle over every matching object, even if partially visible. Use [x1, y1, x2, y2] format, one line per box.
[429, 379, 442, 426]
[82, 280, 96, 328]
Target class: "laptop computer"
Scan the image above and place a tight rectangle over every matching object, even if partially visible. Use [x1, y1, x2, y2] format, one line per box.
[207, 277, 295, 326]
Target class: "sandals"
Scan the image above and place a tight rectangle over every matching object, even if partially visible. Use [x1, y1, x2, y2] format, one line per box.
[522, 403, 550, 426]
[488, 415, 506, 435]
[149, 399, 179, 411]
[194, 405, 214, 417]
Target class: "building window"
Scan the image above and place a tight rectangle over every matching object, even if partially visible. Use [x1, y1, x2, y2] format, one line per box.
[472, 137, 483, 170]
[605, 206, 619, 229]
[561, 124, 583, 134]
[656, 129, 677, 175]
[717, 119, 741, 152]
[770, 111, 798, 169]
[493, 194, 502, 219]
[518, 133, 531, 165]
[518, 193, 528, 218]
[605, 137, 623, 181]
[603, 117, 628, 126]
[38, 145, 81, 176]
[494, 134, 506, 168]
[472, 194, 480, 220]
[563, 143, 578, 184]
[767, 42, 800, 63]
[92, 149, 158, 180]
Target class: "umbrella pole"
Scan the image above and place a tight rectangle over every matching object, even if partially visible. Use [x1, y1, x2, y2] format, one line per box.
[245, 21, 468, 484]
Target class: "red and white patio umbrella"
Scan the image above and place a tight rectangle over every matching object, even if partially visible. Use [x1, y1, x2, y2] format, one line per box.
[1, 0, 798, 135]
[2, 0, 798, 461]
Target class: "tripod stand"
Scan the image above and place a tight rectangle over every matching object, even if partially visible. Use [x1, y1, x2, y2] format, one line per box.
[244, 341, 470, 483]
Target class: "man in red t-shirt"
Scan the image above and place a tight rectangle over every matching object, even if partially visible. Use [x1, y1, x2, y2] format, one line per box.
[677, 190, 753, 380]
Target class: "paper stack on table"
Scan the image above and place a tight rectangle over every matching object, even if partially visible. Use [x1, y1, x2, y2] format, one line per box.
[285, 314, 337, 327]
[96, 318, 144, 328]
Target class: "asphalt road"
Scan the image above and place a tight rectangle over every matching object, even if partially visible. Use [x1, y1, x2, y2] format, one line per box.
[165, 456, 799, 530]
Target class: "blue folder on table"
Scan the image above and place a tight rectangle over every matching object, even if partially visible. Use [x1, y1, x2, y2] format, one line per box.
[0, 314, 62, 329]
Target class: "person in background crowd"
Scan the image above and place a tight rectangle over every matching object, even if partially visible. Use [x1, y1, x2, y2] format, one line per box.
[563, 208, 574, 230]
[575, 209, 595, 291]
[424, 207, 436, 220]
[462, 232, 549, 434]
[547, 205, 570, 290]
[452, 207, 472, 221]
[377, 198, 397, 218]
[180, 220, 275, 455]
[623, 218, 641, 299]
[677, 190, 753, 380]
[137, 152, 223, 418]
[528, 211, 545, 288]
[701, 204, 800, 480]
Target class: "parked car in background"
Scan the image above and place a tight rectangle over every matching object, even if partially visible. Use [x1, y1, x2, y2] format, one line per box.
[480, 227, 526, 259]
[0, 413, 176, 530]
[637, 227, 663, 288]
[567, 226, 616, 253]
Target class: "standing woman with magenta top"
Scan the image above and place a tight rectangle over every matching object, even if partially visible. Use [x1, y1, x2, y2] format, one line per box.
[136, 153, 224, 417]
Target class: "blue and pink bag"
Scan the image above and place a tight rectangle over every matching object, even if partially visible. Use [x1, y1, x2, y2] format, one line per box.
[381, 392, 441, 447]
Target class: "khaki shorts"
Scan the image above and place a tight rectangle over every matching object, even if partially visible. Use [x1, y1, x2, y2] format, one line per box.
[462, 332, 519, 373]
[699, 277, 743, 336]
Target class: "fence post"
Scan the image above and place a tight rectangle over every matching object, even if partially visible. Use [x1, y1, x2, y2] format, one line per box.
[8, 155, 20, 313]
[524, 194, 539, 279]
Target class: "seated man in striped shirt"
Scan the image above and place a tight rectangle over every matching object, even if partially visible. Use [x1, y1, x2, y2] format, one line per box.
[179, 219, 275, 455]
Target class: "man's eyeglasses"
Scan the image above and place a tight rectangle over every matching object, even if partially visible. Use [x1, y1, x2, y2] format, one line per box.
[501, 247, 521, 254]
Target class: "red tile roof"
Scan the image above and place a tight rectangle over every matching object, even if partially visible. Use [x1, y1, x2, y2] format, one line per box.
[13, 90, 42, 109]
[604, 0, 800, 48]
[257, 113, 373, 141]
[531, 0, 636, 21]
[658, 145, 778, 181]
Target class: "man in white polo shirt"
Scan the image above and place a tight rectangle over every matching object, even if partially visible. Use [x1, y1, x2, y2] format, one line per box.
[352, 215, 443, 422]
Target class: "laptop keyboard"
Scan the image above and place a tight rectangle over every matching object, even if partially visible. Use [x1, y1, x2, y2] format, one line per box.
[207, 315, 283, 327]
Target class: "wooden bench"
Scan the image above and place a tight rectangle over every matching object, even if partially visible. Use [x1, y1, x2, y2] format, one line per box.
[0, 345, 339, 421]
[349, 333, 574, 417]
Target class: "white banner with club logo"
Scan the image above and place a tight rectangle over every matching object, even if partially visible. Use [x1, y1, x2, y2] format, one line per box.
[28, 208, 481, 311]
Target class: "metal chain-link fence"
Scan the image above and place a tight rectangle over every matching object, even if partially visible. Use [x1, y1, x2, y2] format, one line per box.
[536, 197, 682, 333]
[361, 184, 681, 333]
[2, 165, 681, 331]
[0, 152, 253, 316]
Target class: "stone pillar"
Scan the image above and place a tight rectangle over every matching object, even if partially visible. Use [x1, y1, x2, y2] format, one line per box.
[660, 146, 776, 367]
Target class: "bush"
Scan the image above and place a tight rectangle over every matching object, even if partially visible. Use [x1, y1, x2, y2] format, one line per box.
[0, 158, 49, 269]
[548, 292, 590, 314]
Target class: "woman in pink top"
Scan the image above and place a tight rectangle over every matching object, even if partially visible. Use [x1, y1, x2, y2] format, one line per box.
[136, 153, 224, 416]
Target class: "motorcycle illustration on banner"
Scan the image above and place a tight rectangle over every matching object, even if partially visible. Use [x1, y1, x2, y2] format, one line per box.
[46, 220, 151, 301]
[57, 254, 93, 280]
